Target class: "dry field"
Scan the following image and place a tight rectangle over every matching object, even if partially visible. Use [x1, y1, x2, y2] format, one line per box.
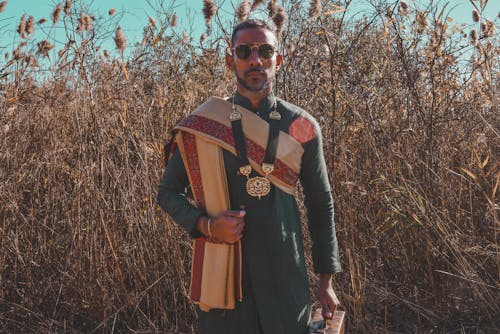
[0, 0, 498, 333]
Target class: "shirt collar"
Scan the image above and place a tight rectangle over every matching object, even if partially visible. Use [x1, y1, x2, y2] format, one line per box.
[233, 91, 276, 113]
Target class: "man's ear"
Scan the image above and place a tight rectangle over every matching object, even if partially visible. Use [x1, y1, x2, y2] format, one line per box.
[225, 51, 234, 71]
[275, 54, 283, 70]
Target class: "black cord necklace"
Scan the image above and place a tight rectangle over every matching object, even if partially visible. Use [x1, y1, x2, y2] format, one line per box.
[230, 96, 281, 199]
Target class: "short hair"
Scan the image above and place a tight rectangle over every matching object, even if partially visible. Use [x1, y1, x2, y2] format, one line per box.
[230, 19, 277, 46]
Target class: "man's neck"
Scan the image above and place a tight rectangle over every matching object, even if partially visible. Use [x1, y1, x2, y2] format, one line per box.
[236, 85, 273, 109]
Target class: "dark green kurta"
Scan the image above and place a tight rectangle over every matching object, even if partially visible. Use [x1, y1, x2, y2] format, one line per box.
[157, 93, 341, 334]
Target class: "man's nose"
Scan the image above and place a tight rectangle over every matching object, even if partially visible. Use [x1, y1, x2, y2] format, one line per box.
[247, 49, 263, 66]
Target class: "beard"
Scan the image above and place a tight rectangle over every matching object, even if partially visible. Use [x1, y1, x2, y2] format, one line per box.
[235, 69, 273, 92]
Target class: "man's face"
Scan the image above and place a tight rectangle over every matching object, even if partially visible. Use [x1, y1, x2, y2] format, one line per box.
[226, 27, 283, 93]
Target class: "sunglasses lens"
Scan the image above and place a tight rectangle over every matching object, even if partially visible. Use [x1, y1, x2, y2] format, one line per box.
[258, 44, 275, 59]
[235, 45, 251, 59]
[233, 44, 276, 60]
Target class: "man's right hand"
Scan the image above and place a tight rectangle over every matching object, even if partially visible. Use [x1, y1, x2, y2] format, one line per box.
[197, 210, 245, 243]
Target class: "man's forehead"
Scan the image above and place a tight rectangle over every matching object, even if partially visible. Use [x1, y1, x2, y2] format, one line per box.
[232, 28, 277, 46]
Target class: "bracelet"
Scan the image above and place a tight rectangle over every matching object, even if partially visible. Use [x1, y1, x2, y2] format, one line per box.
[207, 217, 212, 238]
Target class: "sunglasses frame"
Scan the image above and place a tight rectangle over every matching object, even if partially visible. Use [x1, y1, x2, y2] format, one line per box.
[229, 43, 277, 60]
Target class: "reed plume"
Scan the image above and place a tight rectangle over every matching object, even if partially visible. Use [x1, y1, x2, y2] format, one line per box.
[272, 5, 287, 38]
[250, 0, 265, 12]
[236, 0, 251, 22]
[64, 0, 71, 16]
[267, 0, 276, 18]
[169, 13, 177, 27]
[26, 15, 34, 35]
[77, 14, 84, 32]
[25, 55, 39, 68]
[481, 19, 494, 37]
[52, 3, 62, 25]
[182, 31, 189, 45]
[472, 9, 480, 23]
[114, 26, 126, 53]
[148, 17, 156, 29]
[12, 43, 25, 60]
[470, 29, 478, 46]
[76, 14, 93, 32]
[399, 1, 408, 15]
[308, 0, 321, 21]
[480, 22, 486, 34]
[200, 32, 208, 43]
[415, 11, 427, 32]
[203, 0, 217, 32]
[16, 14, 26, 38]
[36, 40, 54, 57]
[58, 48, 66, 58]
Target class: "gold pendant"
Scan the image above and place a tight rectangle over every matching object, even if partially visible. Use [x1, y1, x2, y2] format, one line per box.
[239, 165, 252, 176]
[230, 110, 242, 121]
[262, 163, 274, 174]
[246, 176, 271, 199]
[239, 164, 273, 199]
[269, 110, 281, 120]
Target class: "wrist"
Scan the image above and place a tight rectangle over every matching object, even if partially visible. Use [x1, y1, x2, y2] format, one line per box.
[196, 216, 210, 237]
[318, 273, 333, 286]
[207, 217, 212, 238]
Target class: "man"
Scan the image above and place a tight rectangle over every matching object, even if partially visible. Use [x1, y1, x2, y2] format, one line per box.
[157, 19, 341, 334]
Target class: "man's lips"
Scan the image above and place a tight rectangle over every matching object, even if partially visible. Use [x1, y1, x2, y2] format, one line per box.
[246, 69, 265, 77]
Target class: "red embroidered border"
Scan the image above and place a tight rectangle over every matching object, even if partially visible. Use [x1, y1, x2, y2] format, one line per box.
[190, 238, 206, 302]
[179, 115, 299, 187]
[181, 132, 206, 208]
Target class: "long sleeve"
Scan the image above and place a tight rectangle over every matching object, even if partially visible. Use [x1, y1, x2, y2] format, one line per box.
[157, 147, 205, 238]
[299, 120, 341, 273]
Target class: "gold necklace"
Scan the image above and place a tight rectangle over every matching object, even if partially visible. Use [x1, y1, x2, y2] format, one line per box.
[230, 97, 281, 199]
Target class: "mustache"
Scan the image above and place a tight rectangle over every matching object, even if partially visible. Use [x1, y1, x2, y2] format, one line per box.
[245, 68, 265, 75]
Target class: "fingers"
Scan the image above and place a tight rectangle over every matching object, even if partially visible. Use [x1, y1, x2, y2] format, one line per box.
[227, 220, 244, 243]
[211, 210, 246, 243]
[223, 210, 246, 218]
[320, 297, 333, 319]
[227, 233, 243, 244]
[214, 210, 245, 226]
[321, 307, 332, 320]
[218, 213, 245, 231]
[234, 220, 244, 234]
[319, 288, 340, 320]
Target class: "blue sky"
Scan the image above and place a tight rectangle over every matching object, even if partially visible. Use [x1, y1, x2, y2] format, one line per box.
[0, 0, 497, 58]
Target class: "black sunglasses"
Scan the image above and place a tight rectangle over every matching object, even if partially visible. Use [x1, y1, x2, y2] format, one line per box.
[230, 43, 277, 60]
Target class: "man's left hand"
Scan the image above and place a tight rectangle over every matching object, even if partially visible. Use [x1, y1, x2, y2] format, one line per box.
[318, 273, 340, 319]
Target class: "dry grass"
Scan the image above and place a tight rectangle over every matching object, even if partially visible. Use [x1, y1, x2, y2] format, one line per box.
[0, 0, 498, 333]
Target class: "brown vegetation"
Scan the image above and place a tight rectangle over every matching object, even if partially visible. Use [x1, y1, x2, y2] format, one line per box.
[0, 0, 498, 333]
